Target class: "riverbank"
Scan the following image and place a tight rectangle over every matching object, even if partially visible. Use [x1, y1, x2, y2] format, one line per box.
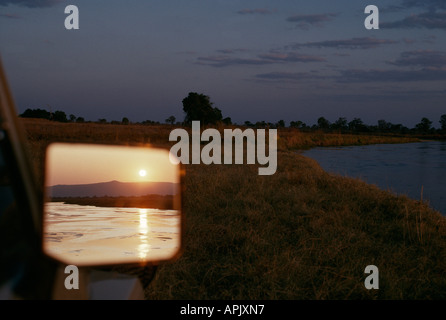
[278, 129, 420, 150]
[23, 119, 446, 299]
[51, 194, 176, 210]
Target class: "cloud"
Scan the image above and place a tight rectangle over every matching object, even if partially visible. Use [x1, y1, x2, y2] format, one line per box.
[258, 52, 325, 63]
[290, 37, 398, 50]
[387, 50, 446, 69]
[385, 0, 446, 12]
[216, 48, 250, 55]
[255, 55, 446, 84]
[176, 51, 198, 55]
[0, 0, 62, 8]
[381, 11, 446, 30]
[400, 0, 446, 11]
[196, 56, 272, 68]
[286, 13, 337, 29]
[237, 8, 275, 15]
[0, 13, 20, 19]
[254, 71, 324, 82]
[337, 68, 446, 83]
[196, 51, 325, 67]
[333, 52, 351, 57]
[402, 38, 416, 44]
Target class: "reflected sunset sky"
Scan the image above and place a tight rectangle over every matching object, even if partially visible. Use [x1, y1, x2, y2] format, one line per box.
[46, 143, 179, 186]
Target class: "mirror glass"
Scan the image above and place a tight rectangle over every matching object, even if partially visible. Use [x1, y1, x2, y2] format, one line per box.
[42, 143, 182, 266]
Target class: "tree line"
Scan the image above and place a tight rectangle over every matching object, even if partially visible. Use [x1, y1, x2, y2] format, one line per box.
[178, 92, 446, 135]
[20, 108, 86, 123]
[19, 108, 133, 125]
[19, 92, 446, 135]
[272, 115, 446, 135]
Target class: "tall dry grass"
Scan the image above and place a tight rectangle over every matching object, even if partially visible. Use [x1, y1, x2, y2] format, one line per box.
[144, 152, 445, 299]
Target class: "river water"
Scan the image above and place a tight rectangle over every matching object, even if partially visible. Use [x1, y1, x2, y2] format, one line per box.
[43, 202, 181, 265]
[302, 141, 446, 215]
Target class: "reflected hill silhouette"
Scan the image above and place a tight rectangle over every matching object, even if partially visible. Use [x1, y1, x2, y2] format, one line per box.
[48, 180, 178, 198]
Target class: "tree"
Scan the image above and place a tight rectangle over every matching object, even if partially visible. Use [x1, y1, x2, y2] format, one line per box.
[20, 108, 51, 120]
[69, 114, 77, 122]
[390, 123, 408, 134]
[276, 120, 285, 128]
[255, 121, 267, 128]
[290, 120, 306, 129]
[415, 117, 432, 133]
[440, 114, 446, 132]
[348, 118, 368, 132]
[182, 92, 223, 125]
[317, 117, 330, 130]
[121, 117, 130, 125]
[222, 117, 232, 125]
[331, 117, 348, 131]
[165, 115, 176, 125]
[377, 119, 391, 132]
[53, 110, 68, 122]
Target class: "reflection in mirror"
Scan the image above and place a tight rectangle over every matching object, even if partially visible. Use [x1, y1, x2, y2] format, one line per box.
[42, 143, 182, 266]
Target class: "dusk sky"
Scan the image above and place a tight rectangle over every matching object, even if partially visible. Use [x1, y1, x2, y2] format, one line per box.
[1, 0, 445, 128]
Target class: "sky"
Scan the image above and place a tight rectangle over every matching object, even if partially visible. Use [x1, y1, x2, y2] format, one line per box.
[0, 0, 445, 128]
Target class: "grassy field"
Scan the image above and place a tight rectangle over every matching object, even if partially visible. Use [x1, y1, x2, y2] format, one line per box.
[22, 119, 446, 299]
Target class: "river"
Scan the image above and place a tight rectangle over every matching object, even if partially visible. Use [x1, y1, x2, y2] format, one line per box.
[302, 141, 446, 215]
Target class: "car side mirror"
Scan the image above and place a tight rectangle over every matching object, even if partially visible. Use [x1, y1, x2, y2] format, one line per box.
[42, 142, 183, 267]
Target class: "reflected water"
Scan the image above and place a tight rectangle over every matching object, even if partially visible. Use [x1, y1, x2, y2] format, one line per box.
[302, 141, 446, 215]
[44, 202, 181, 265]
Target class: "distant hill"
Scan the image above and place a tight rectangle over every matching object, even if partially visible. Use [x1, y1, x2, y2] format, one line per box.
[47, 180, 179, 198]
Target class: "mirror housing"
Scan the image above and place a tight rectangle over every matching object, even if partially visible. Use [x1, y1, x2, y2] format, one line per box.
[42, 142, 183, 267]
